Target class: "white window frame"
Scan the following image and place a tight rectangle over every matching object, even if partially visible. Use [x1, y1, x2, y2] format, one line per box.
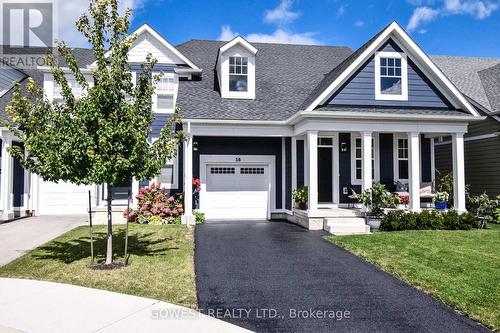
[152, 72, 178, 114]
[228, 56, 248, 92]
[155, 155, 179, 190]
[375, 51, 408, 101]
[218, 45, 256, 100]
[350, 133, 379, 185]
[53, 78, 86, 101]
[393, 134, 409, 183]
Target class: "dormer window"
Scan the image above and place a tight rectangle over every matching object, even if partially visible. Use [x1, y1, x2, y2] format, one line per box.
[375, 52, 408, 101]
[216, 36, 257, 100]
[229, 56, 248, 92]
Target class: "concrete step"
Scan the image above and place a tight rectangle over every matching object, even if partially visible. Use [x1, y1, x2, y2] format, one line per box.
[324, 217, 367, 226]
[323, 217, 371, 235]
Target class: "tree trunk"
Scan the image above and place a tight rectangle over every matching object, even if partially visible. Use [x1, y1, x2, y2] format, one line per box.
[105, 184, 113, 264]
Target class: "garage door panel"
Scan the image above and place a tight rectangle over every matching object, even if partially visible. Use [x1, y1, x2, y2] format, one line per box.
[202, 163, 270, 220]
[38, 181, 92, 215]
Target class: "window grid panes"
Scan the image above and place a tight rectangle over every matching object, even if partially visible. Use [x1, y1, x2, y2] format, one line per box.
[380, 57, 402, 95]
[397, 138, 409, 180]
[355, 138, 375, 181]
[240, 167, 265, 175]
[229, 56, 248, 92]
[54, 79, 85, 99]
[157, 77, 175, 92]
[210, 167, 236, 174]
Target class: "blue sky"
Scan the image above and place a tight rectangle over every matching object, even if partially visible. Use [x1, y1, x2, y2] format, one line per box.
[62, 0, 500, 57]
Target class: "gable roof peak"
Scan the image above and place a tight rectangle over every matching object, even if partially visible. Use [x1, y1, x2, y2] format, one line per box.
[219, 36, 258, 55]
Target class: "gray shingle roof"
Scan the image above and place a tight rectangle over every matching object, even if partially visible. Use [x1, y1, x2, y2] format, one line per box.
[431, 55, 500, 112]
[175, 40, 352, 120]
[478, 63, 500, 113]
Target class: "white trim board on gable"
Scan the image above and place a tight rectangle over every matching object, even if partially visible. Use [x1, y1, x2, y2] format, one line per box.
[89, 24, 199, 69]
[305, 22, 480, 117]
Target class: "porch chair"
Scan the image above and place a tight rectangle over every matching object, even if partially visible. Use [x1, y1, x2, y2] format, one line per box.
[347, 185, 359, 208]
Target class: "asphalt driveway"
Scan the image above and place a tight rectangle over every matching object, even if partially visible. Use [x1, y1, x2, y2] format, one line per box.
[0, 215, 86, 266]
[195, 220, 488, 333]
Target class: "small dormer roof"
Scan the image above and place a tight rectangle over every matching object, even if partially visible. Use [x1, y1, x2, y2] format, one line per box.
[219, 36, 258, 55]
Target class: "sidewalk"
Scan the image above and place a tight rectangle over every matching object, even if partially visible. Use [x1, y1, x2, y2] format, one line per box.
[0, 216, 87, 267]
[0, 278, 252, 333]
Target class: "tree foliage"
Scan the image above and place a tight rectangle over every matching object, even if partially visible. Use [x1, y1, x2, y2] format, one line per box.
[4, 0, 184, 187]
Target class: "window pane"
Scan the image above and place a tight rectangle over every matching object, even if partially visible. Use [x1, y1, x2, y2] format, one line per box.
[356, 148, 361, 159]
[381, 77, 402, 95]
[242, 57, 248, 65]
[229, 57, 235, 65]
[157, 95, 174, 109]
[356, 169, 362, 180]
[242, 66, 248, 74]
[395, 68, 401, 76]
[356, 138, 362, 148]
[388, 67, 394, 76]
[229, 75, 248, 92]
[158, 165, 174, 184]
[399, 160, 409, 179]
[381, 67, 387, 76]
[395, 58, 401, 67]
[381, 58, 387, 66]
[229, 65, 235, 74]
[236, 57, 241, 65]
[388, 58, 394, 66]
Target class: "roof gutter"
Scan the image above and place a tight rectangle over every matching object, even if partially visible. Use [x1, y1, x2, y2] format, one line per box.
[184, 110, 485, 127]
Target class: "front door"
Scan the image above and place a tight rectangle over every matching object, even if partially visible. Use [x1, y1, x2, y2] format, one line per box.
[318, 138, 333, 203]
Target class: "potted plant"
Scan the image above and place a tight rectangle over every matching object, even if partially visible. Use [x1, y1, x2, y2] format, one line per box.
[396, 194, 409, 209]
[434, 192, 449, 210]
[292, 186, 308, 210]
[358, 183, 398, 230]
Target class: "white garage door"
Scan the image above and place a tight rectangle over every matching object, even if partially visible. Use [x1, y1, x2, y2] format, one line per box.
[202, 164, 270, 220]
[38, 180, 93, 215]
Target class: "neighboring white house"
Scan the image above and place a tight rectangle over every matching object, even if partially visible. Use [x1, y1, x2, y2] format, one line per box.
[0, 22, 491, 228]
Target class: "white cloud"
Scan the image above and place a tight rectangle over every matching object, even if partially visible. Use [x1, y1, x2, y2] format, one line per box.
[337, 5, 345, 17]
[407, 6, 440, 31]
[217, 25, 321, 45]
[355, 20, 365, 27]
[444, 0, 498, 18]
[264, 0, 300, 25]
[407, 0, 499, 32]
[56, 0, 147, 48]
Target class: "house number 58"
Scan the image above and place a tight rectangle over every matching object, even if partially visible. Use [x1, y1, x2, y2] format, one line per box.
[236, 158, 241, 162]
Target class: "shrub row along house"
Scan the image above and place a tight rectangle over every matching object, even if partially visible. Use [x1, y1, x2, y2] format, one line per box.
[0, 22, 498, 230]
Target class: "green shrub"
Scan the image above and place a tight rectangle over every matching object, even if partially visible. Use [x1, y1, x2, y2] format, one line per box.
[380, 209, 477, 232]
[417, 210, 444, 230]
[194, 211, 206, 224]
[358, 183, 399, 217]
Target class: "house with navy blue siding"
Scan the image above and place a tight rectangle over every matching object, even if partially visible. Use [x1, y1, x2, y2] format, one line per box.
[0, 22, 493, 233]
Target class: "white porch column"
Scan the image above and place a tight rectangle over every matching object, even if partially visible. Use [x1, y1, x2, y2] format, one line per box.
[408, 132, 421, 212]
[452, 133, 466, 212]
[306, 131, 318, 212]
[361, 131, 373, 191]
[131, 177, 139, 207]
[291, 137, 297, 198]
[1, 133, 14, 220]
[182, 122, 195, 225]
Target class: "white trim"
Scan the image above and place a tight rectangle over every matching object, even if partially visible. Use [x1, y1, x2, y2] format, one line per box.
[452, 133, 466, 212]
[281, 137, 286, 211]
[291, 137, 297, 195]
[182, 123, 194, 224]
[189, 123, 293, 137]
[304, 22, 480, 117]
[199, 154, 276, 219]
[219, 36, 258, 55]
[152, 72, 178, 114]
[90, 24, 199, 70]
[374, 51, 408, 101]
[361, 131, 374, 191]
[333, 133, 340, 204]
[408, 132, 421, 212]
[393, 133, 409, 183]
[351, 133, 379, 186]
[306, 131, 318, 212]
[430, 138, 436, 185]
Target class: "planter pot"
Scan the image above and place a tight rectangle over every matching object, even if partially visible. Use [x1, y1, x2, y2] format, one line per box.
[435, 201, 447, 210]
[366, 215, 382, 231]
[294, 202, 308, 210]
[396, 204, 406, 210]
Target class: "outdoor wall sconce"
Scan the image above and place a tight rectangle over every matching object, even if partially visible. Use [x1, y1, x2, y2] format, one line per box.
[193, 141, 199, 151]
[341, 142, 348, 152]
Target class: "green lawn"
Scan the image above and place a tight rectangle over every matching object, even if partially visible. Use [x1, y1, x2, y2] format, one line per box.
[328, 224, 500, 330]
[0, 224, 197, 309]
